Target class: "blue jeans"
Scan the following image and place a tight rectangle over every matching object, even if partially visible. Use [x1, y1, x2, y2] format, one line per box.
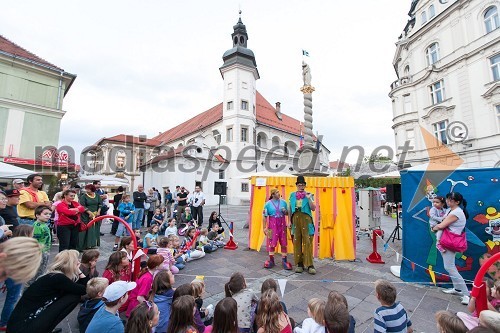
[18, 218, 35, 226]
[175, 256, 185, 270]
[133, 208, 144, 229]
[0, 278, 23, 326]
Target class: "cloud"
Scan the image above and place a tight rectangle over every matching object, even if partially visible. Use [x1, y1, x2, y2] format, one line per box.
[1, 0, 410, 162]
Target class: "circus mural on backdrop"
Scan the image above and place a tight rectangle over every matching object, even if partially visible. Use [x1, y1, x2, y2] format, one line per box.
[400, 167, 500, 284]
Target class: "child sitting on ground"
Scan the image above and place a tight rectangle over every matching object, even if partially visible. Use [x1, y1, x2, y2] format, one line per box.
[170, 234, 186, 270]
[180, 227, 205, 261]
[207, 224, 225, 248]
[225, 272, 258, 333]
[157, 236, 179, 274]
[458, 278, 500, 330]
[435, 310, 468, 333]
[77, 277, 108, 333]
[253, 278, 291, 333]
[80, 249, 100, 279]
[192, 279, 215, 326]
[150, 270, 175, 333]
[328, 291, 355, 333]
[164, 218, 178, 237]
[294, 298, 325, 333]
[198, 228, 218, 253]
[374, 279, 413, 333]
[133, 229, 142, 246]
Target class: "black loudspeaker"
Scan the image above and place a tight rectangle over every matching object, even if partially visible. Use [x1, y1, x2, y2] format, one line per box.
[386, 184, 402, 202]
[214, 182, 227, 195]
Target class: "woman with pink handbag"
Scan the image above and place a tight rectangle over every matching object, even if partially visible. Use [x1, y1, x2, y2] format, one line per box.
[432, 192, 470, 305]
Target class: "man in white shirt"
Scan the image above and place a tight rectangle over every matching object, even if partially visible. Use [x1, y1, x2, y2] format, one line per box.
[190, 186, 206, 226]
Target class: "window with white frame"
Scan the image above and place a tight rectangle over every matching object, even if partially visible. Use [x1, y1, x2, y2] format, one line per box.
[406, 129, 415, 148]
[484, 6, 499, 33]
[241, 100, 248, 110]
[433, 120, 449, 145]
[403, 94, 412, 113]
[429, 4, 436, 18]
[430, 80, 445, 105]
[426, 43, 440, 65]
[226, 127, 233, 142]
[241, 183, 249, 192]
[496, 105, 500, 132]
[491, 54, 500, 81]
[241, 126, 248, 142]
[421, 11, 427, 24]
[227, 101, 233, 110]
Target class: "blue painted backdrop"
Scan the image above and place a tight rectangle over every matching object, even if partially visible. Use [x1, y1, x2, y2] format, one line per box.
[400, 167, 500, 284]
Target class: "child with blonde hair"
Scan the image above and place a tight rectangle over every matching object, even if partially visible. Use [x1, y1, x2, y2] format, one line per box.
[435, 310, 468, 333]
[198, 228, 218, 253]
[192, 279, 214, 325]
[77, 277, 109, 333]
[294, 298, 325, 333]
[157, 237, 179, 274]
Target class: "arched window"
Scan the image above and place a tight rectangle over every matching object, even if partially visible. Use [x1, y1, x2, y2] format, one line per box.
[484, 6, 499, 33]
[272, 136, 280, 149]
[429, 4, 436, 19]
[404, 65, 410, 76]
[426, 43, 440, 65]
[257, 133, 268, 148]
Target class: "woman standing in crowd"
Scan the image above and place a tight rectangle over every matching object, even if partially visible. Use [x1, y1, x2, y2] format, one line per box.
[8, 250, 89, 332]
[111, 186, 125, 236]
[432, 192, 471, 305]
[56, 189, 91, 252]
[78, 184, 102, 251]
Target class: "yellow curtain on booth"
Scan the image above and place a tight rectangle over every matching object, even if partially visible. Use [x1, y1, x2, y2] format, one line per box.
[248, 176, 355, 260]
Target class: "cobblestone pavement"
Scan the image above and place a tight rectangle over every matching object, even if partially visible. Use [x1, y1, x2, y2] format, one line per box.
[1, 204, 468, 332]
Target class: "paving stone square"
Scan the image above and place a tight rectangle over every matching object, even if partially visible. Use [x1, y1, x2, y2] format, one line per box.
[0, 204, 469, 332]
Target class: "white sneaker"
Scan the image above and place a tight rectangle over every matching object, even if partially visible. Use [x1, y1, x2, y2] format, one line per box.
[206, 304, 214, 319]
[461, 295, 470, 305]
[442, 288, 461, 295]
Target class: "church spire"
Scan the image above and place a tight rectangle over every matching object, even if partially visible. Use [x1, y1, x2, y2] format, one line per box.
[232, 10, 248, 48]
[220, 12, 259, 79]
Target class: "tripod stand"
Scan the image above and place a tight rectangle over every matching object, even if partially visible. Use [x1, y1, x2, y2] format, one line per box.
[217, 195, 230, 229]
[386, 204, 402, 244]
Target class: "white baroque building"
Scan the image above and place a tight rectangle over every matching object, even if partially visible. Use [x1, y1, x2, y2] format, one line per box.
[87, 16, 330, 205]
[389, 0, 500, 167]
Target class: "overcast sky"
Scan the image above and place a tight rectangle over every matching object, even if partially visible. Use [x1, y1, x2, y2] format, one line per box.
[2, 0, 410, 164]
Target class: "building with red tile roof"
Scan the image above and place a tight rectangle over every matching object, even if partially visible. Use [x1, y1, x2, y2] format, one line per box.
[89, 15, 330, 203]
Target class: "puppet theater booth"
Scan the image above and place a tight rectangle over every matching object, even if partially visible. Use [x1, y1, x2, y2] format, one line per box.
[398, 166, 500, 284]
[248, 176, 356, 260]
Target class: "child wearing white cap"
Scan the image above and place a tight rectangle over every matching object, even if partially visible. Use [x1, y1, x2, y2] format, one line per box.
[86, 281, 137, 333]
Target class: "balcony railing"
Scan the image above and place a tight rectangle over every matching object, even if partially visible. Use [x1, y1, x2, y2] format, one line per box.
[390, 76, 412, 90]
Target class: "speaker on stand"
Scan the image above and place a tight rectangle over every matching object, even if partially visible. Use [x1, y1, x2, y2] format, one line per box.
[214, 181, 229, 228]
[385, 184, 402, 243]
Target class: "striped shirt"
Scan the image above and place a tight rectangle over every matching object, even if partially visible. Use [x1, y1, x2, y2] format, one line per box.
[374, 302, 412, 333]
